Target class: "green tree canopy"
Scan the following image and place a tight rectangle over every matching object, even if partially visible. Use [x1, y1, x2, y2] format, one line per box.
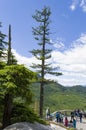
[0, 64, 37, 102]
[0, 64, 37, 128]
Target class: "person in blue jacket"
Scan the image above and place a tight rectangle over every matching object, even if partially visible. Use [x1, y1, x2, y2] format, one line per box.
[56, 112, 60, 122]
[73, 118, 76, 129]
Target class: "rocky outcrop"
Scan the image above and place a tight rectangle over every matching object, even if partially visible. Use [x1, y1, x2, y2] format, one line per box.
[3, 122, 52, 130]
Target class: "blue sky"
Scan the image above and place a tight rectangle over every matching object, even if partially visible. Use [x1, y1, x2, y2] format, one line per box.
[0, 0, 86, 86]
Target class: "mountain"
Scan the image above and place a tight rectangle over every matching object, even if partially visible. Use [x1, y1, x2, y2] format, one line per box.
[31, 82, 86, 113]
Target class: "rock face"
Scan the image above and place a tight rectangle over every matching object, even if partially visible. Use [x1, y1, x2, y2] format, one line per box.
[3, 122, 52, 130]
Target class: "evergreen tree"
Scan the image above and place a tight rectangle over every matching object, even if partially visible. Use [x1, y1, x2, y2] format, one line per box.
[7, 24, 17, 65]
[31, 7, 62, 117]
[0, 65, 36, 128]
[1, 25, 36, 128]
[2, 25, 17, 128]
[7, 24, 12, 65]
[0, 22, 7, 61]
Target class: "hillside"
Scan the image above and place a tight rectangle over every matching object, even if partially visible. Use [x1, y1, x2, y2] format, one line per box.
[31, 82, 86, 113]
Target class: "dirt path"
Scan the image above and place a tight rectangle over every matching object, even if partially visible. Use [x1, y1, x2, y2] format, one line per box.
[50, 123, 66, 130]
[76, 118, 86, 130]
[67, 117, 86, 130]
[52, 116, 86, 130]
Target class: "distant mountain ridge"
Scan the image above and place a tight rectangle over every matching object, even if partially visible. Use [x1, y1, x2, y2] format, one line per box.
[31, 82, 86, 112]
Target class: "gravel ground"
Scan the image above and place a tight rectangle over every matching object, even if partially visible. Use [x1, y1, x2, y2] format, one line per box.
[50, 124, 66, 130]
[76, 118, 86, 130]
[67, 117, 86, 130]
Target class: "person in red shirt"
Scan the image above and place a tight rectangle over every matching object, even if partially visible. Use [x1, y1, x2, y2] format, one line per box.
[65, 117, 68, 127]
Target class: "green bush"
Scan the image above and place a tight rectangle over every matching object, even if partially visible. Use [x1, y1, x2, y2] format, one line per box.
[11, 103, 46, 125]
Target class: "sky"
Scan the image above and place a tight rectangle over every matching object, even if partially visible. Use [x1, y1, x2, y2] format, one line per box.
[0, 0, 86, 86]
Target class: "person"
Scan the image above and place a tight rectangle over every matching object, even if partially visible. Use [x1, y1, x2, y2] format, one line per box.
[73, 118, 76, 129]
[56, 112, 60, 122]
[71, 111, 74, 121]
[69, 119, 73, 128]
[60, 113, 64, 123]
[79, 112, 82, 123]
[64, 117, 68, 127]
[46, 107, 50, 120]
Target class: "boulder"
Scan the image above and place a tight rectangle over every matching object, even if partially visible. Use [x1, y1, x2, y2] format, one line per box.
[3, 122, 52, 130]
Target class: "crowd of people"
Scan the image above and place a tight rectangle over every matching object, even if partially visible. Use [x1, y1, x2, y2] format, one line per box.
[55, 109, 85, 129]
[46, 108, 86, 129]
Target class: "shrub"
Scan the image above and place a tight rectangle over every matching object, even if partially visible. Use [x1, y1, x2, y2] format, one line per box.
[11, 103, 46, 125]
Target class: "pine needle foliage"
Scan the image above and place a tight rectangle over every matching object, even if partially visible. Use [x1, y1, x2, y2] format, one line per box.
[0, 22, 7, 60]
[31, 7, 62, 117]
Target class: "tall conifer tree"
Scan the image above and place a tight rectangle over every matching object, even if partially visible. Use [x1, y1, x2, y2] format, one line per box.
[2, 25, 17, 128]
[31, 7, 62, 117]
[0, 22, 7, 61]
[2, 25, 12, 128]
[7, 24, 11, 65]
[7, 25, 17, 65]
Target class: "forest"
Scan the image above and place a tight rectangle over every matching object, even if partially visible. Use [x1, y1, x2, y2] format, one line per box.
[0, 6, 86, 130]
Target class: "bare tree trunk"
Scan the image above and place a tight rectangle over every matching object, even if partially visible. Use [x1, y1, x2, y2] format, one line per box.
[39, 81, 44, 118]
[2, 93, 13, 129]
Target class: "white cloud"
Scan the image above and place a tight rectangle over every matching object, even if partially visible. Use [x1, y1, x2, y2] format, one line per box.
[80, 0, 86, 12]
[70, 0, 79, 11]
[70, 4, 76, 11]
[12, 49, 39, 70]
[50, 38, 65, 50]
[13, 33, 86, 86]
[70, 0, 86, 12]
[51, 33, 86, 86]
